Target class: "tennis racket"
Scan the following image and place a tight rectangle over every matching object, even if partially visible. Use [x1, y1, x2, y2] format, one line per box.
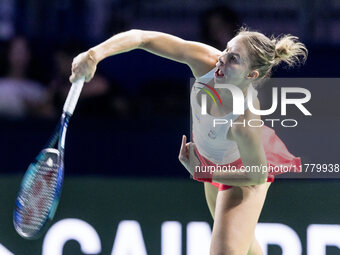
[13, 77, 85, 239]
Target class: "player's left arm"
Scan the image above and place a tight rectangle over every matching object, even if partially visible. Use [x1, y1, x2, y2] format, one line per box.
[178, 122, 268, 186]
[212, 111, 268, 186]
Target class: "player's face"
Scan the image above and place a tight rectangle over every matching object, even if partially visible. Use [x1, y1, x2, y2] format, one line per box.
[214, 35, 253, 87]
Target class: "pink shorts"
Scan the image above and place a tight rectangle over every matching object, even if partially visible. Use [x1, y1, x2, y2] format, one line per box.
[194, 125, 301, 191]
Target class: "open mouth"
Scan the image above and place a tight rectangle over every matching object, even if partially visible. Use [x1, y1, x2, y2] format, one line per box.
[215, 68, 224, 78]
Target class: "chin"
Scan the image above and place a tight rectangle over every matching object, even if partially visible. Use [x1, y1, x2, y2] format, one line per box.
[214, 76, 227, 84]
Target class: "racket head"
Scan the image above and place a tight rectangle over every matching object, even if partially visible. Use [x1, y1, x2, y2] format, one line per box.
[13, 148, 64, 239]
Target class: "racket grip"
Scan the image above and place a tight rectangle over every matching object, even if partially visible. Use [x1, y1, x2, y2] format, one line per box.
[63, 77, 85, 115]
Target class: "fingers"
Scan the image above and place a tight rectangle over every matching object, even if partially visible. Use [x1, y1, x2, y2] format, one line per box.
[178, 135, 186, 161]
[69, 73, 78, 83]
[85, 68, 96, 82]
[85, 75, 92, 83]
[179, 134, 192, 163]
[69, 74, 75, 83]
[69, 51, 96, 83]
[70, 60, 81, 83]
[181, 135, 187, 151]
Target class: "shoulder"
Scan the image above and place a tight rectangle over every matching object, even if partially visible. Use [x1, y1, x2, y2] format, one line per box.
[184, 43, 221, 78]
[191, 54, 220, 78]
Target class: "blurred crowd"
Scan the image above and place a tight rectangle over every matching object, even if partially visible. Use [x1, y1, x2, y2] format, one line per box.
[0, 36, 131, 120]
[1, 0, 338, 120]
[0, 6, 240, 120]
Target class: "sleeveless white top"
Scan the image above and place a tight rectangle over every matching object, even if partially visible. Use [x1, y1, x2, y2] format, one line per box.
[191, 67, 258, 164]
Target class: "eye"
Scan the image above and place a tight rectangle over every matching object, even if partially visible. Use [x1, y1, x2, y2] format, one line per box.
[229, 55, 237, 63]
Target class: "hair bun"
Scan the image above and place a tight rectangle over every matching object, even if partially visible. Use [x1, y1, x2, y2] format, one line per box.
[273, 35, 308, 66]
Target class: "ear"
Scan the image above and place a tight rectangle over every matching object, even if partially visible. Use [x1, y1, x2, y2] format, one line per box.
[247, 70, 259, 80]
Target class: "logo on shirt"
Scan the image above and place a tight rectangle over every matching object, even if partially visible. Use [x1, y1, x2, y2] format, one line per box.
[196, 82, 223, 112]
[208, 130, 216, 139]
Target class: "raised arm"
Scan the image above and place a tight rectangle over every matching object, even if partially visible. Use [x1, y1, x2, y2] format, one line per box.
[138, 30, 221, 77]
[70, 29, 221, 82]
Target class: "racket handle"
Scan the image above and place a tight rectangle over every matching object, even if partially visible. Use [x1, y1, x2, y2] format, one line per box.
[63, 77, 85, 115]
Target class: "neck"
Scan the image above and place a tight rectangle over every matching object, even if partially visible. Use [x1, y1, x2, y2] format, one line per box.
[216, 82, 251, 99]
[238, 80, 252, 94]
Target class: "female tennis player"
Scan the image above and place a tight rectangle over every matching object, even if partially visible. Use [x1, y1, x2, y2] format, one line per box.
[70, 28, 307, 255]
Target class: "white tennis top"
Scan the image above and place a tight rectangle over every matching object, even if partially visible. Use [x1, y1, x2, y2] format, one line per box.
[191, 67, 258, 164]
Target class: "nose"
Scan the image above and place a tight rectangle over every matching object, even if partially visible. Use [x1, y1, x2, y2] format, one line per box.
[216, 56, 224, 68]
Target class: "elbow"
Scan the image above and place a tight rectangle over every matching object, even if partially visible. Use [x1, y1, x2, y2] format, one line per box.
[128, 29, 145, 48]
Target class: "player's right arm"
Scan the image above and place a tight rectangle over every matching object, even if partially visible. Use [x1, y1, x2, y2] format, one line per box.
[70, 29, 221, 82]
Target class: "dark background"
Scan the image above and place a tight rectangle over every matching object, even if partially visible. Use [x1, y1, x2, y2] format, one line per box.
[0, 0, 339, 177]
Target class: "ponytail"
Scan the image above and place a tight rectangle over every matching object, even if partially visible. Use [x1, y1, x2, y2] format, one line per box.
[273, 35, 308, 67]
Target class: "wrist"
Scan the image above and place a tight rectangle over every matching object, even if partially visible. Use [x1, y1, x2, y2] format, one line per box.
[193, 167, 212, 182]
[88, 48, 101, 64]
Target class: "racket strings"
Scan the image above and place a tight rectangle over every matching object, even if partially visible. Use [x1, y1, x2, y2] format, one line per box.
[15, 155, 60, 237]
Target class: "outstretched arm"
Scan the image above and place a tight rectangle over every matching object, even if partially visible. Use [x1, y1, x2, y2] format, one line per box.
[70, 29, 221, 82]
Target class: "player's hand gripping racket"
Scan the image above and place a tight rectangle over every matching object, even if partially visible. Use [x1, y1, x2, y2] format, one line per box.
[13, 77, 85, 239]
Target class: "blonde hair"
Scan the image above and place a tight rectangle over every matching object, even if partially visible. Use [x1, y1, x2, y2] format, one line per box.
[237, 27, 308, 83]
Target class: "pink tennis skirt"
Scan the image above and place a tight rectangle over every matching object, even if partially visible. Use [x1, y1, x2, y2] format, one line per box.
[194, 125, 302, 191]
